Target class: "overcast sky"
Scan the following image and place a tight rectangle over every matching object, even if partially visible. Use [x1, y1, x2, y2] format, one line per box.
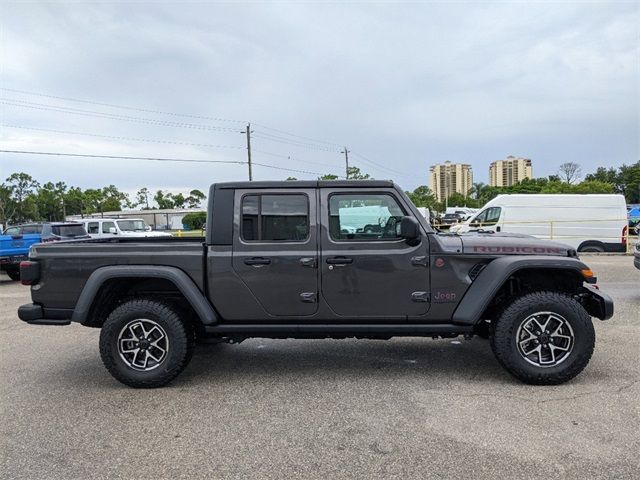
[1, 1, 638, 196]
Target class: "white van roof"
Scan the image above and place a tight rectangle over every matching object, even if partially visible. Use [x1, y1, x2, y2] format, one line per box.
[484, 194, 626, 208]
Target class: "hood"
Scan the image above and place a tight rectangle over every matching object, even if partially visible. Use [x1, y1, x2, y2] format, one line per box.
[458, 232, 576, 256]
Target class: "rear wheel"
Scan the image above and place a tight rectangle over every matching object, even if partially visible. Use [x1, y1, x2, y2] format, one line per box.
[490, 292, 595, 385]
[99, 299, 195, 388]
[5, 267, 20, 281]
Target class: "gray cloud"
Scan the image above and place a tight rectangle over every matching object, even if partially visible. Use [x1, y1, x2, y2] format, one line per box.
[1, 1, 638, 192]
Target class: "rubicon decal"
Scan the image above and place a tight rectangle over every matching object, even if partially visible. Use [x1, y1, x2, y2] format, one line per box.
[472, 246, 565, 254]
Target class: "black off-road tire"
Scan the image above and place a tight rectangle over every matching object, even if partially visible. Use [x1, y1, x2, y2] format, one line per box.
[5, 267, 20, 281]
[99, 299, 195, 388]
[490, 291, 595, 385]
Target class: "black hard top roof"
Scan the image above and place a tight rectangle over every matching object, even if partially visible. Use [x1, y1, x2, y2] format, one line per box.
[215, 180, 395, 189]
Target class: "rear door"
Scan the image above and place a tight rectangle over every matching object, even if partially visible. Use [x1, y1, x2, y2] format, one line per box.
[320, 189, 430, 319]
[232, 188, 319, 316]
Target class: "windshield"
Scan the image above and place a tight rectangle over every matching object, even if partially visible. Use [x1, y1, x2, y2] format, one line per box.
[116, 220, 148, 232]
[443, 213, 459, 219]
[51, 225, 87, 237]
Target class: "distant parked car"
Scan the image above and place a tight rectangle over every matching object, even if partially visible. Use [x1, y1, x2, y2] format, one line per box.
[41, 222, 90, 242]
[80, 218, 172, 239]
[0, 223, 43, 280]
[440, 212, 466, 227]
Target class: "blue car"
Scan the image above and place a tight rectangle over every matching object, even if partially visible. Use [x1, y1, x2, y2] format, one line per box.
[0, 223, 43, 281]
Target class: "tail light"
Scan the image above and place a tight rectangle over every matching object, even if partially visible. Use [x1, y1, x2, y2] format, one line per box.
[622, 225, 628, 247]
[19, 261, 40, 285]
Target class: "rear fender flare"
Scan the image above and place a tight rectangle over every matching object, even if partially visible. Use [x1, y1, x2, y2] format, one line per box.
[71, 265, 218, 325]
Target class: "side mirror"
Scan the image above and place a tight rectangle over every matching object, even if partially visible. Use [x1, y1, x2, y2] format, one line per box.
[108, 227, 117, 234]
[399, 216, 420, 241]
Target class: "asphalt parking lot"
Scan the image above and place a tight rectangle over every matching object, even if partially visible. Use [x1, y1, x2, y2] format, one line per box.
[1, 255, 638, 479]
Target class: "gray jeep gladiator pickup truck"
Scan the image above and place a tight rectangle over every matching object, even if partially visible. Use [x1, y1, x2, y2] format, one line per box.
[18, 180, 613, 388]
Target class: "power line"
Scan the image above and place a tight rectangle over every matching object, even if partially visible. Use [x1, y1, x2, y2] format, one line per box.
[252, 122, 343, 148]
[1, 99, 239, 133]
[350, 150, 413, 178]
[1, 124, 244, 150]
[0, 149, 337, 177]
[252, 133, 339, 152]
[252, 149, 343, 170]
[0, 87, 245, 124]
[0, 149, 243, 165]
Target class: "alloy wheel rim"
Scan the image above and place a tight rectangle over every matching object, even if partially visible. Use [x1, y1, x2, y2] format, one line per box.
[515, 312, 574, 368]
[117, 319, 169, 371]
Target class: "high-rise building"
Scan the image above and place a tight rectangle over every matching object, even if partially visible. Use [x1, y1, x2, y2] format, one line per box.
[489, 156, 533, 187]
[429, 161, 473, 202]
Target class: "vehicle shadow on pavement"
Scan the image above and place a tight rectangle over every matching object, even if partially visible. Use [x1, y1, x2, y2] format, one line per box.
[175, 338, 509, 386]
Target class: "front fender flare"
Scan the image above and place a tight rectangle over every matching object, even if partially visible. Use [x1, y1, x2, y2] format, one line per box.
[451, 256, 591, 325]
[71, 265, 219, 325]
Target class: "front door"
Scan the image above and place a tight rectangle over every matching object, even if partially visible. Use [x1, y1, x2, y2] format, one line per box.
[320, 189, 430, 319]
[232, 188, 319, 317]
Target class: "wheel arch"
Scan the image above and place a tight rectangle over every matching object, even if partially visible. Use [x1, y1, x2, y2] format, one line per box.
[452, 256, 591, 326]
[577, 240, 606, 252]
[71, 266, 219, 327]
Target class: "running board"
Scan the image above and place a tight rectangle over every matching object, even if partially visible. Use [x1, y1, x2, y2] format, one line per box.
[204, 324, 472, 337]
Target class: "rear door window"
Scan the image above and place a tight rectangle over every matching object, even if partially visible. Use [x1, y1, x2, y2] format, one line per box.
[52, 225, 87, 237]
[87, 222, 100, 234]
[241, 194, 309, 242]
[22, 225, 42, 234]
[102, 221, 116, 234]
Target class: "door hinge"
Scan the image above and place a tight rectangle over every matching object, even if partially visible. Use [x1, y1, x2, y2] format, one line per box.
[411, 255, 428, 267]
[300, 292, 317, 303]
[411, 291, 430, 303]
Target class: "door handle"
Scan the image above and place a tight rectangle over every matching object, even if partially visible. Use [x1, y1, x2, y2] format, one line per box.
[299, 257, 317, 268]
[496, 226, 501, 232]
[244, 257, 271, 266]
[326, 256, 353, 265]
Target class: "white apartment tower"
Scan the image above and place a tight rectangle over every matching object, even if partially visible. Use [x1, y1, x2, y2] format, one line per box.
[429, 161, 473, 202]
[489, 155, 533, 187]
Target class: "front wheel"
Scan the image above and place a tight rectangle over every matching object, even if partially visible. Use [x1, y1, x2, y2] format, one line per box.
[490, 292, 595, 385]
[99, 299, 195, 388]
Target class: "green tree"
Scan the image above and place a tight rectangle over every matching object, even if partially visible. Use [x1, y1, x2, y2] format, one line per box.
[318, 174, 339, 180]
[182, 212, 206, 230]
[5, 172, 40, 222]
[35, 182, 63, 221]
[0, 183, 18, 226]
[346, 166, 371, 180]
[406, 185, 438, 209]
[154, 190, 175, 209]
[65, 187, 85, 216]
[136, 187, 151, 209]
[185, 189, 206, 208]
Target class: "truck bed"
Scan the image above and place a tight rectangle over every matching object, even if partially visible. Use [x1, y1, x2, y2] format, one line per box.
[30, 237, 205, 310]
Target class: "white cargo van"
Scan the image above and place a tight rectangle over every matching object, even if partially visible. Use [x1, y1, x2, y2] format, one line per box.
[450, 194, 628, 252]
[81, 218, 172, 239]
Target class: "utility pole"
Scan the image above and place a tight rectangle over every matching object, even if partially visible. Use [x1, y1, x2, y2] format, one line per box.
[241, 123, 254, 181]
[341, 146, 350, 179]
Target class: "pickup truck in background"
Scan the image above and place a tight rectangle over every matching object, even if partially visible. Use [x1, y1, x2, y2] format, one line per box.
[18, 181, 614, 388]
[79, 218, 172, 239]
[1, 222, 89, 280]
[1, 223, 43, 280]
